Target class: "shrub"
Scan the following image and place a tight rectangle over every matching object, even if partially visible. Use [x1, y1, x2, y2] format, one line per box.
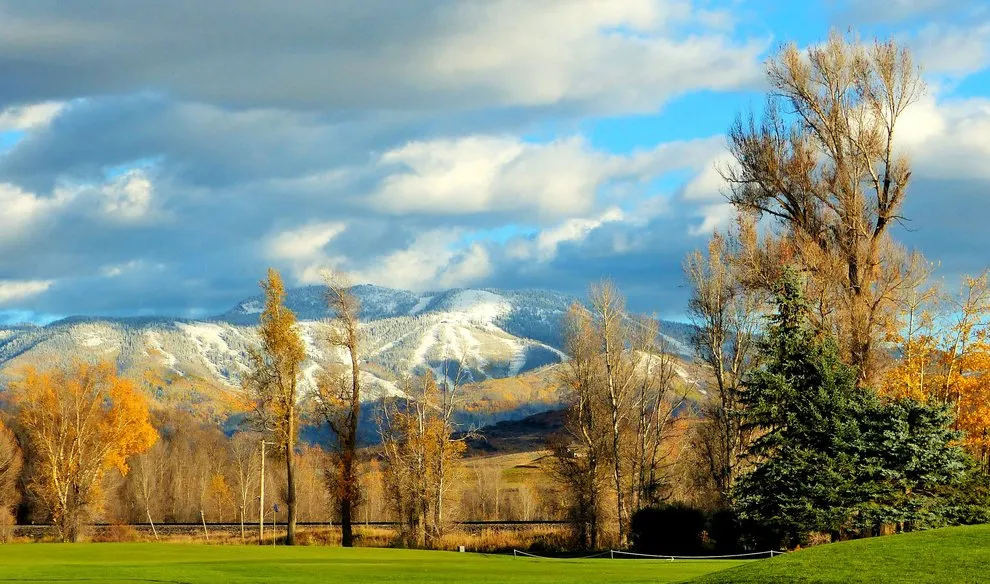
[707, 508, 743, 554]
[630, 503, 706, 556]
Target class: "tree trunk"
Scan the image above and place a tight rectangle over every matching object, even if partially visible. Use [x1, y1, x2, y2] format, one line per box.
[341, 327, 362, 548]
[285, 439, 297, 545]
[340, 452, 354, 547]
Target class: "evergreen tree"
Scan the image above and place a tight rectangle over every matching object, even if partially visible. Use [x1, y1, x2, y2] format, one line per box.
[734, 270, 971, 547]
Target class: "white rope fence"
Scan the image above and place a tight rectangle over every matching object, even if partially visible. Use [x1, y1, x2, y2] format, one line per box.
[513, 549, 613, 559]
[512, 549, 784, 560]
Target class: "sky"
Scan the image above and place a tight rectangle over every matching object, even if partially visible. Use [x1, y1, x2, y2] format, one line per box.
[1, 0, 989, 324]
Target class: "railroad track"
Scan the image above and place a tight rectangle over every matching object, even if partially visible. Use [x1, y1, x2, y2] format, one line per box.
[12, 520, 568, 539]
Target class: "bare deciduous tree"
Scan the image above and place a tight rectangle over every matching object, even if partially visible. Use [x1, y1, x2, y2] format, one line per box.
[628, 316, 683, 512]
[722, 32, 925, 384]
[315, 273, 363, 547]
[685, 231, 765, 508]
[551, 283, 684, 547]
[549, 302, 609, 549]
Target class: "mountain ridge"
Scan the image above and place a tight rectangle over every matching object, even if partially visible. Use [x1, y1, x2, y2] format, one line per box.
[0, 284, 697, 427]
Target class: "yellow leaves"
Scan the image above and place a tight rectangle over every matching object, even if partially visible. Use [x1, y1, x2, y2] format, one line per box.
[246, 268, 306, 444]
[882, 270, 990, 466]
[102, 374, 158, 475]
[11, 360, 158, 538]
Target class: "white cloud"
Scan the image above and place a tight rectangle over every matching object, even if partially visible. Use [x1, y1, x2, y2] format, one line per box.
[267, 221, 350, 285]
[425, 0, 764, 112]
[899, 94, 990, 180]
[681, 154, 732, 202]
[0, 182, 71, 241]
[100, 169, 155, 222]
[689, 203, 734, 236]
[268, 221, 348, 261]
[371, 136, 606, 218]
[0, 279, 53, 304]
[532, 208, 625, 261]
[911, 22, 990, 77]
[370, 134, 724, 220]
[0, 101, 63, 131]
[349, 230, 492, 292]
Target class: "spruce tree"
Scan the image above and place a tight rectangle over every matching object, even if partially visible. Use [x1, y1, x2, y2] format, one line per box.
[734, 270, 970, 547]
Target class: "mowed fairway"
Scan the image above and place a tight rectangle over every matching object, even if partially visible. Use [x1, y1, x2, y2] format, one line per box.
[0, 544, 746, 584]
[694, 524, 990, 584]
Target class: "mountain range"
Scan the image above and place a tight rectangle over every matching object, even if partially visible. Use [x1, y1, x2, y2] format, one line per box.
[0, 285, 697, 426]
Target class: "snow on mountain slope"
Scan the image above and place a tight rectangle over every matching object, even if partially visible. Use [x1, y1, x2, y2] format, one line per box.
[0, 285, 696, 415]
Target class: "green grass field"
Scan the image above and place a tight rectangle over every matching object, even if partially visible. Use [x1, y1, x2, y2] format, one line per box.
[2, 524, 989, 583]
[694, 524, 990, 584]
[0, 544, 744, 583]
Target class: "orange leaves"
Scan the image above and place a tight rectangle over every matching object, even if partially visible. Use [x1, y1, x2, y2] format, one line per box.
[881, 271, 990, 468]
[102, 372, 158, 475]
[11, 360, 158, 541]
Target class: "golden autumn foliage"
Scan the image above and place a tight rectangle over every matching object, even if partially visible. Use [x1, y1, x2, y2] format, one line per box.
[380, 372, 467, 548]
[882, 272, 990, 469]
[0, 418, 23, 539]
[244, 268, 306, 544]
[12, 360, 157, 542]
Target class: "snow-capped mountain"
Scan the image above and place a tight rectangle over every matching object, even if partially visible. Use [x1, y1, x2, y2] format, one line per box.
[0, 286, 695, 415]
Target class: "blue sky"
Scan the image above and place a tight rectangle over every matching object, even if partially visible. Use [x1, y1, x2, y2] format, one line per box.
[0, 0, 989, 324]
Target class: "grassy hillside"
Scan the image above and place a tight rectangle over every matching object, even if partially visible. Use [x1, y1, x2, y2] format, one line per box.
[693, 524, 990, 584]
[0, 543, 743, 584]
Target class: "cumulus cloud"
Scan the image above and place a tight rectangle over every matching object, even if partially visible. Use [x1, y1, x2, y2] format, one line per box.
[0, 279, 53, 304]
[900, 94, 990, 181]
[268, 222, 348, 261]
[372, 136, 613, 218]
[349, 230, 493, 292]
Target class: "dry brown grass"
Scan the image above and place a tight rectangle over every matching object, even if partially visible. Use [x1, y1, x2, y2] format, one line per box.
[436, 526, 570, 553]
[91, 523, 140, 543]
[10, 522, 572, 552]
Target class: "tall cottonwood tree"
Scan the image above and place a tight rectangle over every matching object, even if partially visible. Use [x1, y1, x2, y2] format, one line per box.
[685, 230, 765, 507]
[246, 268, 306, 545]
[315, 274, 362, 547]
[13, 361, 157, 542]
[722, 32, 925, 384]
